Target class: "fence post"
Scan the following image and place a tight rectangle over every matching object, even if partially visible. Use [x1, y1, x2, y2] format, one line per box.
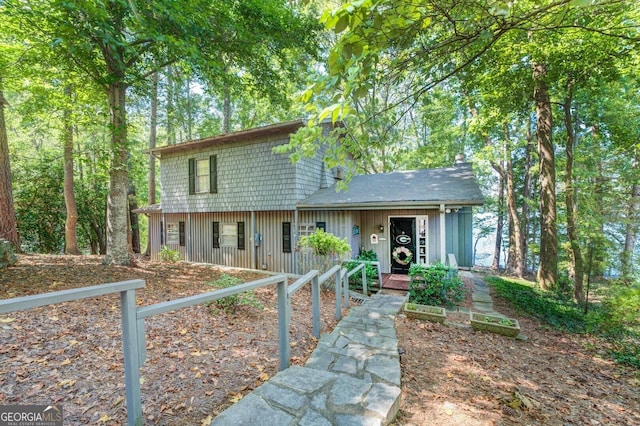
[121, 289, 143, 426]
[277, 278, 290, 371]
[311, 273, 321, 338]
[343, 271, 350, 308]
[361, 266, 367, 296]
[334, 270, 341, 320]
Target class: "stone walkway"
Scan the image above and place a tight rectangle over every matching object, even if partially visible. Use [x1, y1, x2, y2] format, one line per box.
[459, 270, 501, 315]
[211, 293, 408, 426]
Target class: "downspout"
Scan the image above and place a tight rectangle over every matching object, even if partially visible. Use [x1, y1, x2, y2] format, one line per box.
[251, 211, 257, 270]
[294, 208, 299, 275]
[440, 204, 446, 263]
[187, 212, 192, 262]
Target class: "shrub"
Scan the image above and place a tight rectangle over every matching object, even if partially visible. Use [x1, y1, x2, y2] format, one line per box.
[206, 273, 264, 314]
[158, 245, 182, 263]
[298, 229, 351, 274]
[484, 276, 587, 332]
[408, 263, 466, 308]
[485, 275, 640, 368]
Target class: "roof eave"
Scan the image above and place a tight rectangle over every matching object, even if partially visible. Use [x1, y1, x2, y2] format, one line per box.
[297, 199, 484, 211]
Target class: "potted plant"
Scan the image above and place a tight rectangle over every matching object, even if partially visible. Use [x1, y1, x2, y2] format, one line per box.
[404, 303, 447, 323]
[470, 312, 521, 337]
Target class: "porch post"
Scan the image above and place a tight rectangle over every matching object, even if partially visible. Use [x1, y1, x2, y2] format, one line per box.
[439, 204, 446, 263]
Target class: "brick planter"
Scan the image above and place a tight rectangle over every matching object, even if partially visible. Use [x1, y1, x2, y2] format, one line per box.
[470, 312, 520, 337]
[404, 303, 447, 324]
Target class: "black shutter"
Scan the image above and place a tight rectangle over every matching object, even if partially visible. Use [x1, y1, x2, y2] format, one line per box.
[209, 155, 217, 194]
[282, 222, 291, 253]
[213, 221, 220, 248]
[179, 221, 185, 246]
[160, 221, 164, 245]
[188, 158, 195, 195]
[237, 221, 245, 250]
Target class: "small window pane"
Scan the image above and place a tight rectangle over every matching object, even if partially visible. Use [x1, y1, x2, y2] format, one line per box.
[166, 223, 179, 244]
[195, 159, 209, 193]
[221, 223, 237, 247]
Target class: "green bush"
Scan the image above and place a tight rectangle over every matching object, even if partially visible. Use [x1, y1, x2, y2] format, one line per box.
[298, 229, 351, 274]
[484, 276, 587, 332]
[407, 263, 466, 308]
[159, 245, 182, 263]
[485, 276, 640, 368]
[206, 273, 264, 314]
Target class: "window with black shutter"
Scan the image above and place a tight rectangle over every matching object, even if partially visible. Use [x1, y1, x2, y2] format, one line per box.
[212, 222, 220, 248]
[179, 221, 185, 246]
[189, 155, 217, 194]
[283, 222, 291, 253]
[237, 222, 245, 250]
[316, 221, 326, 232]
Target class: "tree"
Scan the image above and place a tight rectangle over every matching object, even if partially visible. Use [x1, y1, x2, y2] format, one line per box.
[6, 0, 319, 265]
[62, 85, 81, 254]
[0, 76, 19, 247]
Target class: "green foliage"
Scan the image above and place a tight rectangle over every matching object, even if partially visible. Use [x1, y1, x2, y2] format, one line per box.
[299, 229, 351, 275]
[158, 245, 182, 263]
[486, 275, 640, 368]
[408, 263, 466, 308]
[357, 248, 378, 261]
[298, 229, 350, 257]
[485, 276, 588, 332]
[206, 273, 263, 315]
[344, 250, 379, 293]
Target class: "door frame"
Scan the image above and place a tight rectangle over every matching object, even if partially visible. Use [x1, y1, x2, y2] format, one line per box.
[388, 215, 417, 274]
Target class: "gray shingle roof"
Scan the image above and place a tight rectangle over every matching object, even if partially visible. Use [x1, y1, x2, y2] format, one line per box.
[298, 163, 484, 210]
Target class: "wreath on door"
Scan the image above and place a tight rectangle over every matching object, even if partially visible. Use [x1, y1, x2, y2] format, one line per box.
[392, 246, 413, 265]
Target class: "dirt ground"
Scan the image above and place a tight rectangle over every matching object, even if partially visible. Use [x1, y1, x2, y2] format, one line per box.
[1, 256, 638, 425]
[394, 276, 640, 426]
[0, 255, 340, 425]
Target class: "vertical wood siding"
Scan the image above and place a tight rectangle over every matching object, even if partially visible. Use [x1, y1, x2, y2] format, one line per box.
[147, 207, 472, 272]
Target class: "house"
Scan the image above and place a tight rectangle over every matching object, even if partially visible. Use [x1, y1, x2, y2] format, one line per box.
[138, 119, 484, 274]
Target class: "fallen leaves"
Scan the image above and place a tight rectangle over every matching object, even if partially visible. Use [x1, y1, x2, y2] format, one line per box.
[0, 255, 340, 425]
[395, 276, 640, 426]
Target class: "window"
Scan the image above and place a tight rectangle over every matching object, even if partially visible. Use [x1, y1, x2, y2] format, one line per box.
[299, 224, 315, 237]
[189, 155, 217, 194]
[237, 222, 245, 250]
[282, 222, 291, 253]
[221, 223, 237, 247]
[166, 222, 179, 244]
[179, 221, 185, 246]
[212, 222, 220, 248]
[316, 222, 326, 232]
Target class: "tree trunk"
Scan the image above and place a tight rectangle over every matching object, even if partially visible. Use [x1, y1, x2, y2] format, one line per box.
[223, 81, 231, 133]
[521, 117, 534, 274]
[128, 186, 140, 254]
[621, 147, 639, 281]
[503, 124, 524, 277]
[145, 72, 158, 257]
[492, 171, 505, 270]
[563, 84, 585, 303]
[0, 78, 19, 248]
[63, 85, 81, 255]
[166, 66, 176, 145]
[104, 81, 131, 265]
[533, 62, 557, 290]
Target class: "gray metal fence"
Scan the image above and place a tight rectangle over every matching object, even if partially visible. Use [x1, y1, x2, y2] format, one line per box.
[0, 264, 368, 426]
